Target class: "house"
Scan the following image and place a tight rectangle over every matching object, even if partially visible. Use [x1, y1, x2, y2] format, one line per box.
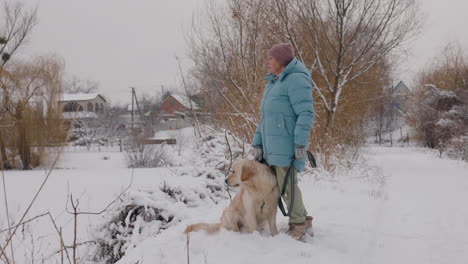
[58, 93, 108, 133]
[157, 94, 200, 118]
[391, 81, 412, 111]
[155, 93, 200, 130]
[59, 93, 107, 119]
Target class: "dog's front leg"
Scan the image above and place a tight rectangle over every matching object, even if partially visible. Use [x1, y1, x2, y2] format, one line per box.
[268, 212, 278, 236]
[242, 211, 258, 233]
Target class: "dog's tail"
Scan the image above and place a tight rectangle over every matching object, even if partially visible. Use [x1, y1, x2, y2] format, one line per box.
[183, 223, 222, 234]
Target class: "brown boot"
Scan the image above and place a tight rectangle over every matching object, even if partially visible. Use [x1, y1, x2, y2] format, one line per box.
[287, 222, 306, 240]
[305, 216, 314, 236]
[290, 216, 313, 229]
[305, 216, 313, 229]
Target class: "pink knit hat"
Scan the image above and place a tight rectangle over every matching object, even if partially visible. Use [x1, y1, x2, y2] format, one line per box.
[267, 43, 294, 66]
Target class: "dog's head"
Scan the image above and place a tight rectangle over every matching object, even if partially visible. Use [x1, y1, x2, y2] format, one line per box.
[225, 159, 257, 187]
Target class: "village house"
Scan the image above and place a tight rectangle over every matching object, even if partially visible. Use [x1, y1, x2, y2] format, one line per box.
[59, 93, 107, 118]
[391, 81, 412, 112]
[58, 93, 108, 132]
[155, 93, 200, 130]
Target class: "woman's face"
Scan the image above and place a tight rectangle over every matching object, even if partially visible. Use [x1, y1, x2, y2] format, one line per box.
[266, 56, 284, 76]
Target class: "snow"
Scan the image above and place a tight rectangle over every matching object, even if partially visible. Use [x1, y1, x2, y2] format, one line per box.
[151, 127, 196, 140]
[436, 118, 456, 127]
[1, 129, 468, 263]
[114, 146, 468, 264]
[423, 84, 458, 102]
[60, 93, 103, 102]
[151, 130, 173, 140]
[0, 149, 171, 263]
[62, 111, 99, 119]
[359, 147, 468, 263]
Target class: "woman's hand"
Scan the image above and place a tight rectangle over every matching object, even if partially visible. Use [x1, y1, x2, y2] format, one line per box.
[295, 145, 307, 159]
[254, 146, 263, 161]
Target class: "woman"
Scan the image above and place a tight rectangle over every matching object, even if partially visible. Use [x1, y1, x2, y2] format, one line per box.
[251, 43, 314, 240]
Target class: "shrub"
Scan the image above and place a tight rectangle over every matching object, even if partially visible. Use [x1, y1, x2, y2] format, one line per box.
[125, 144, 171, 168]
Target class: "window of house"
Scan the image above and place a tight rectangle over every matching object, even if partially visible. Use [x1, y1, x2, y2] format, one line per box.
[87, 102, 93, 112]
[95, 103, 99, 112]
[64, 102, 82, 112]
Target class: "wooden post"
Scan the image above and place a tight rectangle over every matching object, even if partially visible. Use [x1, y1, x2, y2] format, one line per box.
[0, 130, 9, 169]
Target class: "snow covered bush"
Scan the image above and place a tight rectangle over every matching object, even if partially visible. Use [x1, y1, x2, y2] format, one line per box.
[92, 127, 244, 262]
[409, 84, 467, 160]
[91, 179, 228, 263]
[125, 143, 172, 168]
[91, 190, 182, 263]
[409, 44, 468, 161]
[69, 117, 108, 149]
[69, 109, 124, 151]
[445, 135, 468, 161]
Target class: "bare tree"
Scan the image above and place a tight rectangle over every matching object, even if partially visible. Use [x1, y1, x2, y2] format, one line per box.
[64, 75, 99, 94]
[418, 42, 468, 93]
[285, 0, 421, 128]
[71, 117, 105, 151]
[0, 1, 38, 169]
[0, 1, 37, 67]
[188, 0, 420, 170]
[0, 56, 65, 169]
[188, 0, 270, 141]
[368, 85, 394, 144]
[189, 0, 420, 130]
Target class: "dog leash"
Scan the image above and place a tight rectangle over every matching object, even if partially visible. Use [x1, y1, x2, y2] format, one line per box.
[257, 151, 317, 217]
[278, 160, 295, 216]
[257, 157, 294, 216]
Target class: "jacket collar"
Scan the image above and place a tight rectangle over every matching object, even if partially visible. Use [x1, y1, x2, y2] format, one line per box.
[264, 73, 276, 81]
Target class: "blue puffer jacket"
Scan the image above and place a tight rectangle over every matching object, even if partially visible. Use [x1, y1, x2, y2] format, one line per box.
[251, 57, 314, 172]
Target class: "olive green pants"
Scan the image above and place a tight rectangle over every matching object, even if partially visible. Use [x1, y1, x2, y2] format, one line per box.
[274, 165, 308, 224]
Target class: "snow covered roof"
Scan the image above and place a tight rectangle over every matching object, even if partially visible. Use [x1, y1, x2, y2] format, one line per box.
[151, 130, 174, 140]
[60, 93, 107, 102]
[392, 81, 412, 93]
[169, 94, 200, 110]
[62, 111, 98, 119]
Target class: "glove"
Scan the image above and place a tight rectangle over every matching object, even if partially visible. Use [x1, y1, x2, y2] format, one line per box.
[295, 145, 307, 159]
[254, 146, 263, 161]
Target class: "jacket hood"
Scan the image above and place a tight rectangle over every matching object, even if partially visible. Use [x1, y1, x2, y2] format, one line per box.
[264, 57, 310, 82]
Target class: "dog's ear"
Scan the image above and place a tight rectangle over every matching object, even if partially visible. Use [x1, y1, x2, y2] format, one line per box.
[241, 162, 255, 182]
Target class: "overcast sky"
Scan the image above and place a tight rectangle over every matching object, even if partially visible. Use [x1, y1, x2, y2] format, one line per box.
[23, 0, 468, 104]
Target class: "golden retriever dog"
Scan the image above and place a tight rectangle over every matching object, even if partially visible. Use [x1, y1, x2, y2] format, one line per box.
[184, 159, 279, 236]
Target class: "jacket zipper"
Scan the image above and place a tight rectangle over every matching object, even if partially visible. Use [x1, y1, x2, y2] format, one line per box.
[261, 78, 278, 161]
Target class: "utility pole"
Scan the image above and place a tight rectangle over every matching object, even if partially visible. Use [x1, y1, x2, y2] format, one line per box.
[129, 86, 144, 131]
[130, 87, 135, 130]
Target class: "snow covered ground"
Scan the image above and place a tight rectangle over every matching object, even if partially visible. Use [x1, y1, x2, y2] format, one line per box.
[360, 147, 468, 264]
[1, 131, 467, 263]
[114, 147, 468, 264]
[0, 147, 176, 263]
